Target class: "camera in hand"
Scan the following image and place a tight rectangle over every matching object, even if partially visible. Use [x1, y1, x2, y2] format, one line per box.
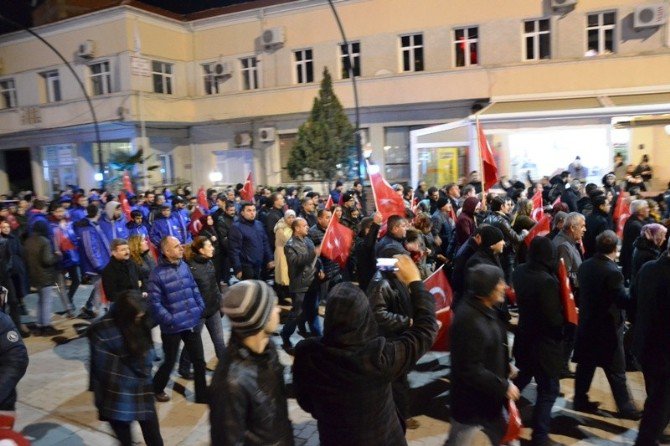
[376, 258, 399, 272]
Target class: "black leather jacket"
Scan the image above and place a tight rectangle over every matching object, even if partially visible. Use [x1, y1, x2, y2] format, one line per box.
[285, 235, 317, 294]
[367, 271, 412, 338]
[189, 255, 221, 318]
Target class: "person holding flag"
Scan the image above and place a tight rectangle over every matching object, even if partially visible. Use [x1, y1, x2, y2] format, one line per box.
[366, 161, 406, 224]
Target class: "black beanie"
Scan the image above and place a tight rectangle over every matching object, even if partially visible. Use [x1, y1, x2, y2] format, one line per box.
[467, 264, 504, 298]
[436, 197, 449, 210]
[479, 225, 504, 247]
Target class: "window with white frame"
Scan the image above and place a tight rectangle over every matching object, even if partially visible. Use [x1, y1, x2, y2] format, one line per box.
[586, 11, 616, 55]
[152, 61, 173, 94]
[0, 79, 17, 109]
[294, 49, 314, 84]
[240, 56, 259, 90]
[41, 70, 61, 103]
[202, 63, 224, 95]
[454, 26, 478, 67]
[523, 19, 551, 61]
[89, 61, 112, 96]
[340, 41, 360, 79]
[157, 153, 174, 185]
[400, 33, 423, 72]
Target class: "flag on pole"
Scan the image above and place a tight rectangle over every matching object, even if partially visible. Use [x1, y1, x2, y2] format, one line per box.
[122, 171, 134, 195]
[240, 172, 254, 202]
[558, 258, 578, 325]
[324, 195, 334, 210]
[424, 266, 454, 352]
[612, 188, 630, 238]
[531, 190, 544, 221]
[524, 214, 552, 247]
[197, 186, 209, 212]
[366, 160, 406, 223]
[320, 213, 354, 269]
[118, 191, 132, 221]
[476, 119, 499, 191]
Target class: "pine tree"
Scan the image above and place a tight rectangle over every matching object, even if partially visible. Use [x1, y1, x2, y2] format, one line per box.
[287, 67, 354, 183]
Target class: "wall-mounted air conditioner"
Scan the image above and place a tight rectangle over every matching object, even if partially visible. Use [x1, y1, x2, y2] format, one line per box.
[634, 4, 667, 29]
[235, 132, 252, 147]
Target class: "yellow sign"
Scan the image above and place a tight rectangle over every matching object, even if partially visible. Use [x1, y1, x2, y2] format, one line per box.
[437, 147, 459, 186]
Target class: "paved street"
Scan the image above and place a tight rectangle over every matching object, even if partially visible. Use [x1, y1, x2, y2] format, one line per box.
[11, 284, 660, 445]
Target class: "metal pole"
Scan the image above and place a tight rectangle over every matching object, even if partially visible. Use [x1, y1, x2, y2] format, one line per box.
[0, 15, 105, 187]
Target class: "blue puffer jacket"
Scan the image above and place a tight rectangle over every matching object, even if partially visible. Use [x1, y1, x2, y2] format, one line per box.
[147, 257, 204, 334]
[99, 215, 129, 241]
[150, 215, 185, 248]
[228, 218, 273, 274]
[74, 219, 111, 275]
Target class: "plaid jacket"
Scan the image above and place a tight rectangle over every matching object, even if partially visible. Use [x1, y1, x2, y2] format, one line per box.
[88, 316, 156, 422]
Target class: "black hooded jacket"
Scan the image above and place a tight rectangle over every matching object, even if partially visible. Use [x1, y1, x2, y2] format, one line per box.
[292, 282, 437, 446]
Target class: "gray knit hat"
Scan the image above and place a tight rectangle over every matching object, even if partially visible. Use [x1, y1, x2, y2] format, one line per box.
[222, 280, 277, 336]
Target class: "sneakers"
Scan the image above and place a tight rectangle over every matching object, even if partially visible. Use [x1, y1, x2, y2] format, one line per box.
[155, 392, 170, 402]
[37, 326, 64, 337]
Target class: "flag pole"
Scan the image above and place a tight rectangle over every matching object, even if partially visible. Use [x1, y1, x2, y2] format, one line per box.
[475, 115, 487, 209]
[365, 159, 381, 218]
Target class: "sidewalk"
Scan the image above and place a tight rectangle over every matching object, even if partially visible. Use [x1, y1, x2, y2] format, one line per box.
[13, 284, 654, 445]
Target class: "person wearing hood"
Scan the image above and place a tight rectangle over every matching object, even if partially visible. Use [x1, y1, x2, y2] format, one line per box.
[24, 220, 63, 336]
[450, 226, 484, 309]
[512, 237, 565, 446]
[455, 196, 480, 251]
[99, 201, 129, 241]
[446, 264, 518, 445]
[210, 280, 292, 446]
[293, 255, 437, 446]
[583, 194, 613, 259]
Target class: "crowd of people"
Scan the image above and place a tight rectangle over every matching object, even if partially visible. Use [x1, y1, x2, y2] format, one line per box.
[1, 153, 670, 445]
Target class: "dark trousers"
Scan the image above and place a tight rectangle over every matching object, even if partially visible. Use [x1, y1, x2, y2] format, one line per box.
[392, 373, 411, 421]
[574, 356, 634, 412]
[514, 368, 560, 444]
[3, 278, 21, 330]
[179, 315, 226, 372]
[635, 367, 670, 446]
[563, 323, 576, 371]
[64, 265, 80, 302]
[108, 411, 163, 446]
[153, 328, 208, 403]
[240, 264, 261, 280]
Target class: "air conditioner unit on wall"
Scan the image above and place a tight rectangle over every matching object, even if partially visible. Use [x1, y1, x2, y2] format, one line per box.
[235, 132, 252, 147]
[213, 62, 232, 77]
[551, 0, 577, 9]
[634, 4, 667, 29]
[258, 127, 276, 142]
[77, 40, 95, 59]
[262, 27, 285, 48]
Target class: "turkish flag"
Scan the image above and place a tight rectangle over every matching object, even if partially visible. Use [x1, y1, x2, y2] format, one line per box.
[616, 213, 630, 239]
[240, 172, 254, 202]
[424, 266, 453, 351]
[476, 119, 498, 191]
[122, 171, 134, 195]
[501, 400, 523, 444]
[558, 258, 578, 325]
[197, 186, 209, 211]
[366, 160, 406, 223]
[531, 190, 544, 221]
[612, 188, 630, 238]
[324, 195, 334, 210]
[118, 191, 132, 221]
[552, 196, 562, 207]
[320, 213, 354, 269]
[524, 214, 552, 247]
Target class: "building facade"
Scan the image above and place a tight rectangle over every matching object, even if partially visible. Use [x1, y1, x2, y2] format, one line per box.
[0, 0, 668, 195]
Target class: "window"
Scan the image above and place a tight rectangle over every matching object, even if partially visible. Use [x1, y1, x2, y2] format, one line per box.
[523, 19, 551, 61]
[89, 61, 112, 96]
[240, 57, 259, 90]
[0, 79, 17, 109]
[152, 61, 173, 94]
[400, 33, 423, 72]
[586, 11, 616, 55]
[41, 70, 61, 103]
[454, 27, 478, 67]
[294, 49, 313, 84]
[157, 153, 174, 184]
[202, 64, 223, 95]
[340, 41, 360, 79]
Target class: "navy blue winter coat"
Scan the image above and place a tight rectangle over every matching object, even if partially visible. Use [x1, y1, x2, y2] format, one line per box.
[0, 312, 29, 411]
[228, 218, 273, 274]
[147, 257, 204, 334]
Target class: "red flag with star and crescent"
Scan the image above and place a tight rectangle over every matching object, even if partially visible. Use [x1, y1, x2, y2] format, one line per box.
[612, 188, 630, 239]
[320, 213, 354, 269]
[476, 119, 499, 191]
[531, 190, 544, 221]
[524, 214, 552, 247]
[558, 258, 578, 325]
[240, 172, 254, 202]
[425, 265, 453, 351]
[366, 160, 406, 223]
[324, 195, 334, 210]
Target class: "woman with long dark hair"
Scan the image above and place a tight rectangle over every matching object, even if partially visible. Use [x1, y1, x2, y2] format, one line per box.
[88, 290, 163, 446]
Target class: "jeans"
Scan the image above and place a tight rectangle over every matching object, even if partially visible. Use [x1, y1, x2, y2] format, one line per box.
[37, 285, 58, 327]
[153, 328, 208, 403]
[83, 274, 102, 311]
[179, 315, 226, 371]
[635, 367, 670, 446]
[514, 368, 560, 444]
[281, 291, 306, 345]
[108, 410, 163, 446]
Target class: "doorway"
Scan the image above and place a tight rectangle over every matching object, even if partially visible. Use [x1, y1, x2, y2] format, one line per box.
[3, 148, 33, 194]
